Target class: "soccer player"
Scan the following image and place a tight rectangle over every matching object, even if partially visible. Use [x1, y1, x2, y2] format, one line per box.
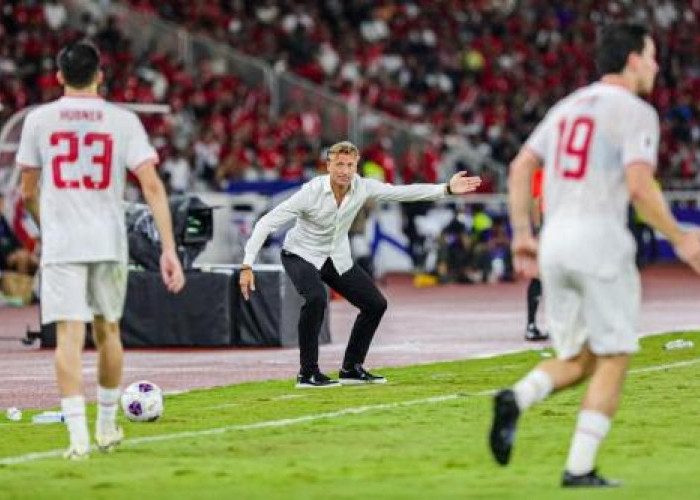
[524, 167, 548, 341]
[489, 23, 700, 486]
[16, 41, 185, 459]
[239, 141, 481, 388]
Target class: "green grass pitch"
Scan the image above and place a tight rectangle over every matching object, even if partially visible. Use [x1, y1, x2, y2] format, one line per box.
[1, 331, 700, 499]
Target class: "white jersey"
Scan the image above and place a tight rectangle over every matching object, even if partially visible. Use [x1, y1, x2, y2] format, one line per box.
[15, 96, 157, 264]
[526, 82, 660, 277]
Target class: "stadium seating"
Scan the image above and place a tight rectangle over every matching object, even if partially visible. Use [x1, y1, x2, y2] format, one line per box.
[3, 1, 700, 190]
[126, 0, 700, 188]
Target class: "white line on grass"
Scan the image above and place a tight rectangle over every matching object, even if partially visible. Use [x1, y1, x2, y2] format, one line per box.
[1, 358, 698, 466]
[0, 393, 466, 466]
[628, 357, 700, 374]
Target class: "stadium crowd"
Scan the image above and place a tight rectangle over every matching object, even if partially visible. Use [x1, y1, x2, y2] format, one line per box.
[125, 0, 700, 187]
[3, 1, 700, 191]
[4, 1, 700, 190]
[0, 0, 698, 301]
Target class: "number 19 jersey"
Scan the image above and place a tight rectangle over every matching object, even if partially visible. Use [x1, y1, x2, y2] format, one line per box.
[15, 96, 157, 264]
[525, 82, 660, 277]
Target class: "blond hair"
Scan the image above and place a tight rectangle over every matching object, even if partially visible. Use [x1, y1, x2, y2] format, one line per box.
[327, 141, 359, 158]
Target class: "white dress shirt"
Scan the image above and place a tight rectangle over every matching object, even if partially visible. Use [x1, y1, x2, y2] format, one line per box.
[243, 175, 447, 274]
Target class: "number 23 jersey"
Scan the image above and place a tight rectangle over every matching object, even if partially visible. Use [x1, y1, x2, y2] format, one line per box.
[15, 96, 157, 264]
[524, 82, 660, 277]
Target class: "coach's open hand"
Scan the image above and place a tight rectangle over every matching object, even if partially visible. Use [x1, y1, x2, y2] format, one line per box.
[160, 248, 185, 293]
[448, 172, 482, 194]
[240, 268, 255, 300]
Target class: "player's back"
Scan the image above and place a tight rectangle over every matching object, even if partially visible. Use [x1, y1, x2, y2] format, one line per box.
[531, 82, 659, 276]
[17, 96, 156, 265]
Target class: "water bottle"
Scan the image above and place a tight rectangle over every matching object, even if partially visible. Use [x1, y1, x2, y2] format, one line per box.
[31, 411, 65, 424]
[663, 339, 695, 351]
[5, 407, 22, 421]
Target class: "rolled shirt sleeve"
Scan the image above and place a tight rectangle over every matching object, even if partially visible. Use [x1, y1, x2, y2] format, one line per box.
[126, 113, 159, 171]
[622, 104, 659, 170]
[524, 114, 551, 161]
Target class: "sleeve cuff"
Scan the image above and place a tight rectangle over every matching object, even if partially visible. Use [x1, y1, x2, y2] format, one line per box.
[17, 162, 41, 170]
[130, 156, 159, 172]
[242, 254, 255, 267]
[624, 159, 656, 170]
[522, 145, 544, 162]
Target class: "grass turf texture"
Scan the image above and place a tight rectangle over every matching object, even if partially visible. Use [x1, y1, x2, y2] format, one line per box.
[1, 331, 700, 499]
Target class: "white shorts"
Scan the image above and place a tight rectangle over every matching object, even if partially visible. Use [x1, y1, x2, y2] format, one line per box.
[541, 261, 641, 360]
[41, 262, 127, 324]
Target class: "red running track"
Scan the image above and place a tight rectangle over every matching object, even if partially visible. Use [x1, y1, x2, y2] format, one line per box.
[1, 264, 699, 410]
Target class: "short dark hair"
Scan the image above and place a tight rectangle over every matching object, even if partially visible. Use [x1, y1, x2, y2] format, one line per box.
[56, 41, 101, 88]
[596, 23, 649, 75]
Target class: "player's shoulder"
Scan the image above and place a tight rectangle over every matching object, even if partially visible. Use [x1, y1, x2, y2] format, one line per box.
[554, 85, 597, 113]
[102, 101, 140, 122]
[593, 83, 657, 117]
[23, 99, 62, 121]
[628, 95, 658, 121]
[538, 89, 584, 124]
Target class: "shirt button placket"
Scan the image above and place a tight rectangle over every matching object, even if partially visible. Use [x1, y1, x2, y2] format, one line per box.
[331, 211, 339, 253]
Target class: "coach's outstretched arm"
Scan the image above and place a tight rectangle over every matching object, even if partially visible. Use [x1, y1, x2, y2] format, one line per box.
[367, 171, 482, 202]
[239, 185, 309, 300]
[135, 161, 185, 293]
[627, 162, 700, 273]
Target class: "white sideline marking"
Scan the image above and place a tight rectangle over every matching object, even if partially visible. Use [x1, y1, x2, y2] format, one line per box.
[0, 394, 464, 466]
[628, 357, 700, 374]
[1, 358, 699, 466]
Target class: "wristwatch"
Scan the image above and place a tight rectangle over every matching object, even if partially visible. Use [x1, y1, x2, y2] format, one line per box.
[445, 183, 453, 195]
[241, 264, 252, 271]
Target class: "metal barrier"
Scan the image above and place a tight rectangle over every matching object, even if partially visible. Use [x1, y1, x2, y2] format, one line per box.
[110, 9, 187, 63]
[189, 34, 272, 93]
[277, 72, 353, 145]
[71, 2, 273, 107]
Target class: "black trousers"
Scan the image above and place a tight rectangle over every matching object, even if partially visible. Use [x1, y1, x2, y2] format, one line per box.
[281, 250, 387, 374]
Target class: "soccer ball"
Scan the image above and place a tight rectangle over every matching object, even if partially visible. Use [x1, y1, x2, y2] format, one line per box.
[121, 380, 164, 422]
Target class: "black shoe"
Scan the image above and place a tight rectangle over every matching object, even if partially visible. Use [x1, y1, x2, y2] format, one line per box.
[489, 389, 520, 465]
[525, 324, 549, 341]
[562, 469, 622, 488]
[295, 371, 340, 389]
[339, 364, 387, 385]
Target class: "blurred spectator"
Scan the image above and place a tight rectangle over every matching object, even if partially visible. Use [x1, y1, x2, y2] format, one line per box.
[435, 207, 473, 284]
[361, 136, 396, 183]
[217, 136, 256, 184]
[487, 216, 514, 282]
[44, 0, 67, 31]
[161, 148, 192, 195]
[0, 194, 38, 276]
[193, 129, 222, 188]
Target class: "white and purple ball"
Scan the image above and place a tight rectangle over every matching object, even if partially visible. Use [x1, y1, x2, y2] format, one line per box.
[121, 381, 164, 422]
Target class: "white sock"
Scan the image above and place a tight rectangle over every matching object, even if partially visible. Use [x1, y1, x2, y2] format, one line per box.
[512, 369, 553, 411]
[97, 386, 120, 434]
[61, 396, 89, 449]
[565, 409, 611, 475]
